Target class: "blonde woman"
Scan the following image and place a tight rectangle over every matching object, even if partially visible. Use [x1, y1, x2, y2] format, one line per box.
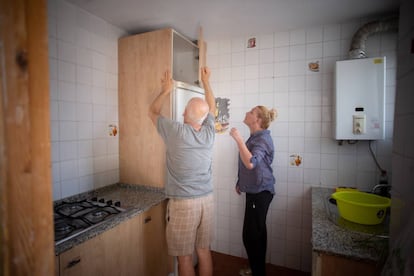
[230, 106, 277, 276]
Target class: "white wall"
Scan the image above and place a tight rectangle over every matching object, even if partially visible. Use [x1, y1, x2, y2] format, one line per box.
[207, 19, 397, 271]
[48, 0, 125, 200]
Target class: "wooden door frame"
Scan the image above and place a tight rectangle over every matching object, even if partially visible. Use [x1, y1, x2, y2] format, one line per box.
[0, 0, 54, 275]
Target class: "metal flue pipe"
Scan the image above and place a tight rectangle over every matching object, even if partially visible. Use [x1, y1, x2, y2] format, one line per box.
[349, 16, 399, 59]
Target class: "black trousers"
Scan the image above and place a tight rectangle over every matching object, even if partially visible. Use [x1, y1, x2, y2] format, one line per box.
[243, 191, 274, 276]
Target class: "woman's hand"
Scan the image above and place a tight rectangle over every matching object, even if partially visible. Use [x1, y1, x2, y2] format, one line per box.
[230, 127, 243, 143]
[235, 185, 241, 195]
[230, 127, 254, 170]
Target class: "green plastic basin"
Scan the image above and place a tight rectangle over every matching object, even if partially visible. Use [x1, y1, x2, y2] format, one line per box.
[331, 191, 391, 225]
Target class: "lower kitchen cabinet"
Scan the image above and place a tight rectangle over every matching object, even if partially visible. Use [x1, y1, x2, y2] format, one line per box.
[312, 251, 382, 276]
[57, 201, 168, 276]
[141, 201, 169, 275]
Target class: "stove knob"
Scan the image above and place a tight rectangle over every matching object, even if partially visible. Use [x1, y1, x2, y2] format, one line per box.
[107, 200, 113, 206]
[114, 201, 121, 207]
[98, 198, 105, 203]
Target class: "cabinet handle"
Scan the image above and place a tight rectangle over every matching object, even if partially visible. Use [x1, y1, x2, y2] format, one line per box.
[144, 216, 152, 224]
[66, 256, 81, 268]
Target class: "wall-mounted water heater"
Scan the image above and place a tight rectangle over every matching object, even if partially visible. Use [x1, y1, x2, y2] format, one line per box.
[333, 57, 386, 140]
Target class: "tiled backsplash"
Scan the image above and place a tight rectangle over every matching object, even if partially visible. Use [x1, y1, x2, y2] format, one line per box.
[48, 0, 125, 200]
[207, 21, 397, 271]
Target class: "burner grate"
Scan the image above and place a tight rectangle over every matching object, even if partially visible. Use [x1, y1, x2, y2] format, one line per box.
[54, 198, 124, 244]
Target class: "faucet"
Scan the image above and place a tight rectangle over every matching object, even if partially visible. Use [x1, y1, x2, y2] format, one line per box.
[371, 171, 391, 197]
[371, 184, 391, 197]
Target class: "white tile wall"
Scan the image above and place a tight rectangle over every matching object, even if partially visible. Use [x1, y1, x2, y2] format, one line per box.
[48, 0, 126, 200]
[208, 19, 397, 272]
[46, 0, 410, 273]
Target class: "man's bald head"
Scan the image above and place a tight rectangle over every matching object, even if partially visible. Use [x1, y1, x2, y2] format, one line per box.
[184, 97, 210, 125]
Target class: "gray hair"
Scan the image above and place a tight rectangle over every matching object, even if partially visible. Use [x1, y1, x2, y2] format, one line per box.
[192, 112, 209, 125]
[186, 98, 209, 125]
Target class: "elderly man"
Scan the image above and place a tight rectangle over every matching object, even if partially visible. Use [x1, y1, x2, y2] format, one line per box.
[148, 67, 216, 276]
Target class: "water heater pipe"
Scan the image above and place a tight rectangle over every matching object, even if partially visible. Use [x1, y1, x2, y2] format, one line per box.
[349, 16, 399, 59]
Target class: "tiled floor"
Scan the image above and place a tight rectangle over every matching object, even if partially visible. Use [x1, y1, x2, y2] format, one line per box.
[210, 251, 310, 276]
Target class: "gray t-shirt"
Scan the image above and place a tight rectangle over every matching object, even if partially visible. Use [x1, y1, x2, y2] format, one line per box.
[157, 113, 215, 198]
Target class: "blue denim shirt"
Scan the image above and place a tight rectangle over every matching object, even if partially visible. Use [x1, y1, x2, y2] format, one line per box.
[236, 129, 275, 194]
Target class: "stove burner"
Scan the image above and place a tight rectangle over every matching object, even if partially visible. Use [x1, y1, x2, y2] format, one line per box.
[55, 222, 73, 233]
[54, 198, 124, 245]
[54, 217, 91, 242]
[83, 208, 115, 224]
[58, 205, 86, 216]
[92, 211, 106, 217]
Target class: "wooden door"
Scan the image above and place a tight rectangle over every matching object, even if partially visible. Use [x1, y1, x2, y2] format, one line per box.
[59, 235, 106, 276]
[313, 252, 381, 276]
[141, 202, 169, 276]
[60, 214, 142, 276]
[198, 27, 207, 80]
[0, 0, 54, 275]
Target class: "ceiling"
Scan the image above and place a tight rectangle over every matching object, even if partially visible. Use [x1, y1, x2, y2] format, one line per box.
[66, 0, 400, 41]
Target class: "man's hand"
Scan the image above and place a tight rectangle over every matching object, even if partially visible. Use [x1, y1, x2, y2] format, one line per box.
[161, 70, 173, 94]
[201, 67, 211, 84]
[200, 66, 215, 115]
[148, 70, 174, 126]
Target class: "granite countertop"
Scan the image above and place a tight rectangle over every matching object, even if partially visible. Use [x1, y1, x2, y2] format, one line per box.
[311, 186, 388, 263]
[54, 183, 166, 255]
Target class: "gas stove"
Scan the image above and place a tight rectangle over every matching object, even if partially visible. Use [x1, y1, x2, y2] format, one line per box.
[54, 197, 125, 245]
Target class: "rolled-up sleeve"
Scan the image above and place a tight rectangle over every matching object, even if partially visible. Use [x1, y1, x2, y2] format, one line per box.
[238, 130, 275, 194]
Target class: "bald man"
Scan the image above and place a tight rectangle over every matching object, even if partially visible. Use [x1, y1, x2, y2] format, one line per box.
[148, 67, 216, 276]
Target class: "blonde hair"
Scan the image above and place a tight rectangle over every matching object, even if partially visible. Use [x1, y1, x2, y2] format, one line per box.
[256, 106, 278, 129]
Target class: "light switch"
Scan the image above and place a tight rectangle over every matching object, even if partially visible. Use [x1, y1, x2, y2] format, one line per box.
[353, 115, 366, 134]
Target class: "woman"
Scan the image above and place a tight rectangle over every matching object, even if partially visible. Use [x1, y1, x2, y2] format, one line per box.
[230, 106, 277, 276]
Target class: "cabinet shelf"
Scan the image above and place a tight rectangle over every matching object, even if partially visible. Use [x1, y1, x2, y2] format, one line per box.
[172, 30, 200, 86]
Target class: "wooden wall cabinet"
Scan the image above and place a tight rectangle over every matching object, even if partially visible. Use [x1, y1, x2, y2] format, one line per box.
[312, 251, 382, 276]
[57, 202, 168, 276]
[118, 28, 205, 188]
[173, 32, 200, 86]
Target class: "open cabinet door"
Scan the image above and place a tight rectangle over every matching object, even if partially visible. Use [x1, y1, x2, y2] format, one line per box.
[0, 0, 54, 275]
[197, 26, 207, 80]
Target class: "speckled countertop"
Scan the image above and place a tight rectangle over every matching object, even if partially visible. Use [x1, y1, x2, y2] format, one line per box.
[311, 187, 388, 263]
[54, 183, 166, 255]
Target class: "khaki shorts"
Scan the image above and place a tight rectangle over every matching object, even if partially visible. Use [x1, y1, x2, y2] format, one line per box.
[166, 193, 214, 256]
